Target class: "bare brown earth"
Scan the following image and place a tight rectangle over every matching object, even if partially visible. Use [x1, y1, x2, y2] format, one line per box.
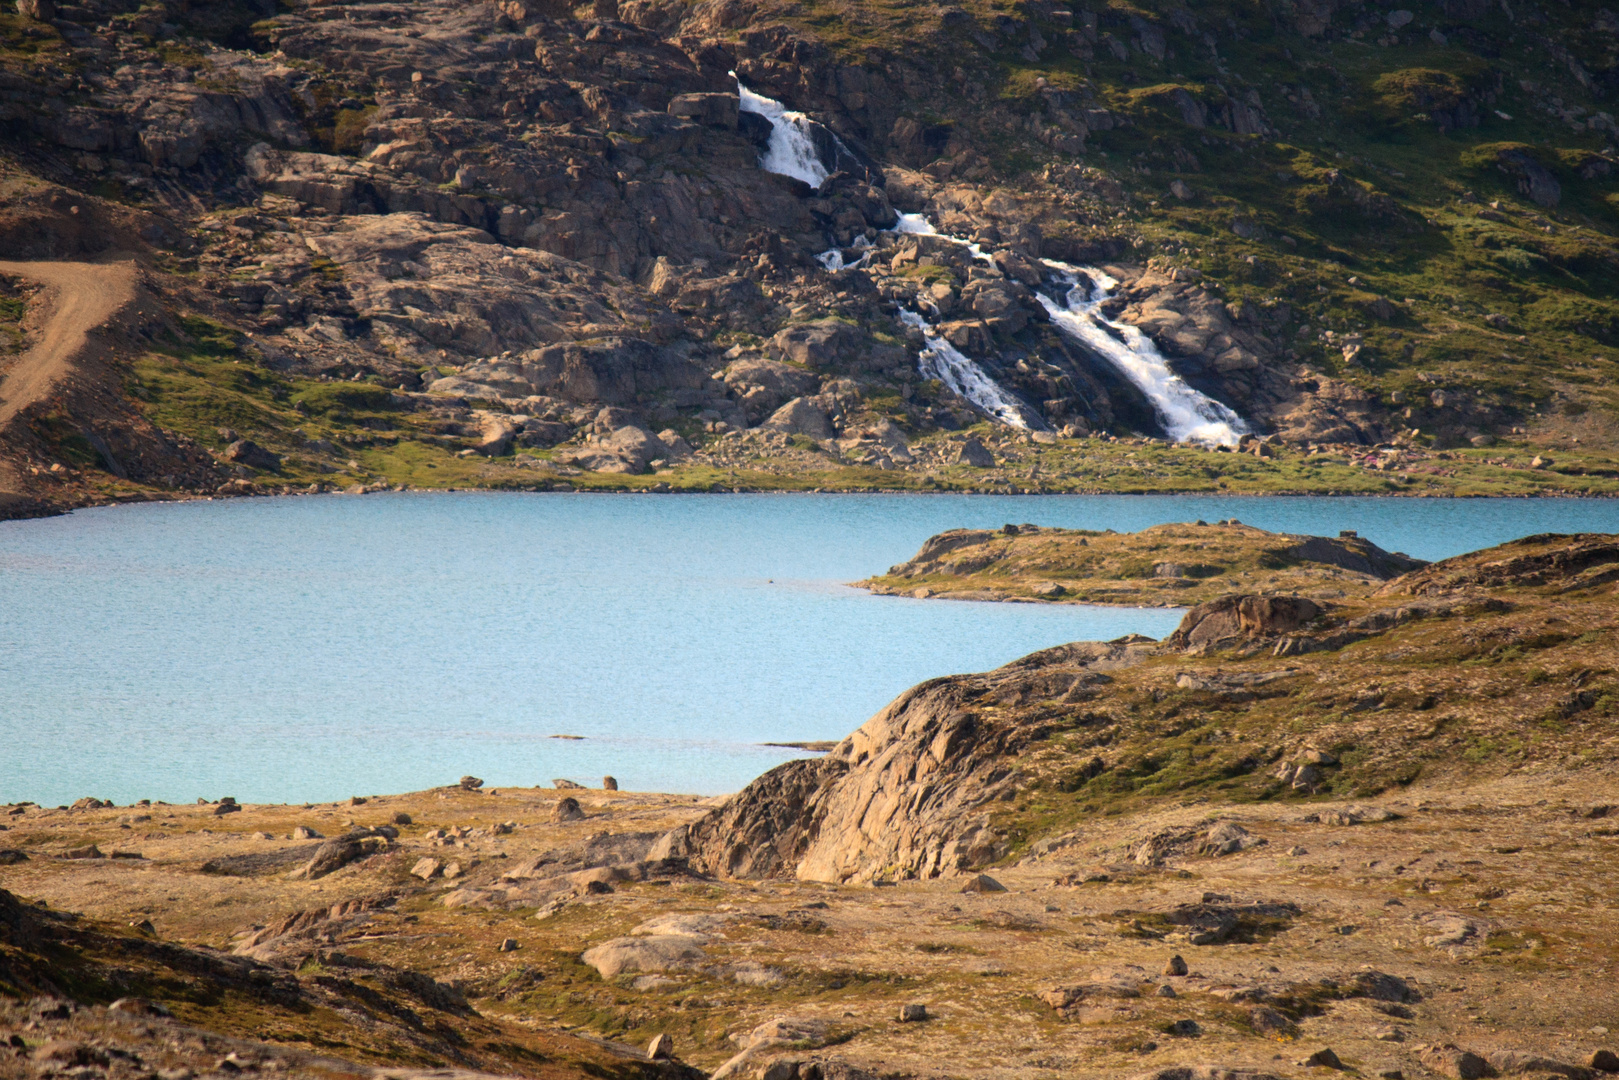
[858, 522, 1428, 607]
[0, 259, 138, 428]
[5, 534, 1619, 1080]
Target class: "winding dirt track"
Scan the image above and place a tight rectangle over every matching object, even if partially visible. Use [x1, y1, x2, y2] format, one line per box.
[0, 257, 138, 428]
[0, 257, 140, 509]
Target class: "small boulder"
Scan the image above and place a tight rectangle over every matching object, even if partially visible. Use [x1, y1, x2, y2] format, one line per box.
[603, 776, 619, 791]
[647, 1034, 674, 1060]
[960, 873, 1007, 893]
[1419, 1045, 1495, 1080]
[393, 813, 412, 825]
[214, 802, 241, 816]
[444, 861, 464, 879]
[61, 845, 104, 859]
[459, 775, 484, 790]
[1590, 1051, 1619, 1074]
[898, 1003, 928, 1022]
[666, 92, 739, 128]
[553, 797, 585, 822]
[291, 825, 322, 840]
[1303, 1048, 1345, 1070]
[411, 857, 443, 881]
[554, 778, 586, 790]
[957, 438, 996, 468]
[225, 439, 281, 472]
[1164, 954, 1188, 976]
[498, 938, 519, 952]
[17, 0, 56, 20]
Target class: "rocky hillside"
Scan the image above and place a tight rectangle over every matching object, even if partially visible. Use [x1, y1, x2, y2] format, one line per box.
[2, 0, 1619, 513]
[679, 532, 1619, 885]
[860, 519, 1428, 605]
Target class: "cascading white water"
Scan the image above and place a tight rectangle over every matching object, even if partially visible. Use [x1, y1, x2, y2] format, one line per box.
[898, 310, 1034, 430]
[734, 76, 830, 188]
[1036, 264, 1249, 446]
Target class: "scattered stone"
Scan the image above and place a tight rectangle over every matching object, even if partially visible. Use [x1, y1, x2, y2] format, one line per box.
[1319, 805, 1401, 826]
[411, 857, 443, 880]
[603, 776, 619, 791]
[960, 873, 1007, 893]
[1302, 1049, 1345, 1069]
[898, 1003, 928, 1022]
[0, 850, 28, 865]
[444, 861, 464, 879]
[61, 845, 104, 859]
[554, 779, 586, 790]
[1166, 1019, 1201, 1037]
[1164, 954, 1189, 976]
[1590, 1051, 1619, 1074]
[214, 802, 241, 816]
[553, 797, 585, 822]
[291, 826, 322, 840]
[647, 1033, 674, 1060]
[459, 776, 484, 791]
[498, 938, 519, 952]
[393, 813, 412, 825]
[1157, 984, 1177, 998]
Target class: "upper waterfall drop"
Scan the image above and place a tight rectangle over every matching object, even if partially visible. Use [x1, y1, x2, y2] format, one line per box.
[733, 76, 830, 188]
[1036, 264, 1250, 446]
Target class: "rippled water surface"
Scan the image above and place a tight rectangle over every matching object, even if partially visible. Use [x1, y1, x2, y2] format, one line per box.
[2, 493, 1614, 805]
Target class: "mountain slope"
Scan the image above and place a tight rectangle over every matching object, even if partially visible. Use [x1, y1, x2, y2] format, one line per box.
[0, 0, 1616, 514]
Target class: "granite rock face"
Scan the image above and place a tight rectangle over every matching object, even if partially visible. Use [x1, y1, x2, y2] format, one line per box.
[682, 640, 1156, 884]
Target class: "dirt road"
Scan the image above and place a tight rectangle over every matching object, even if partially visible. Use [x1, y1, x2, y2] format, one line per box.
[0, 256, 137, 428]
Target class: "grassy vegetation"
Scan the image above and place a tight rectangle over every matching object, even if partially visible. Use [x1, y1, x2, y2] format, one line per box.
[979, 538, 1619, 849]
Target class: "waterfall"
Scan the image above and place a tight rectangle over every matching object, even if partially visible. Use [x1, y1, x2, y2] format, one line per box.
[897, 310, 1039, 430]
[1036, 264, 1249, 446]
[734, 76, 830, 188]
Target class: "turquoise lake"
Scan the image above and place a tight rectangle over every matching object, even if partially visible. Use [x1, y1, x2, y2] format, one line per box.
[1, 493, 1614, 806]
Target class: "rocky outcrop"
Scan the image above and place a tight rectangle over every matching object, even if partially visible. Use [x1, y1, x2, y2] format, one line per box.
[677, 640, 1156, 884]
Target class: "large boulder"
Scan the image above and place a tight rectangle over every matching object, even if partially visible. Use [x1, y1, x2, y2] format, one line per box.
[769, 319, 864, 369]
[723, 357, 820, 422]
[581, 934, 706, 978]
[1168, 595, 1325, 649]
[760, 397, 834, 440]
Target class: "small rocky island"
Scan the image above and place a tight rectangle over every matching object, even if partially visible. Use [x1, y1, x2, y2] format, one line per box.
[859, 521, 1428, 606]
[3, 533, 1618, 1080]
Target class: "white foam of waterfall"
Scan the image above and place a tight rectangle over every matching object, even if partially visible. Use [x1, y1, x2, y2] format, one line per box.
[816, 234, 874, 272]
[1036, 263, 1249, 446]
[898, 309, 1034, 430]
[734, 75, 830, 188]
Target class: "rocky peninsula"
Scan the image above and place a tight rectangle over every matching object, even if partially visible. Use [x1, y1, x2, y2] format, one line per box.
[4, 532, 1618, 1080]
[859, 521, 1428, 606]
